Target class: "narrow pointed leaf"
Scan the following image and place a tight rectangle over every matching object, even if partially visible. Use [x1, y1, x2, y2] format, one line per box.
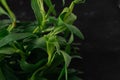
[73, 0, 86, 4]
[0, 0, 16, 22]
[0, 33, 32, 48]
[20, 59, 46, 72]
[0, 6, 8, 16]
[0, 47, 16, 54]
[0, 20, 11, 28]
[60, 50, 71, 67]
[65, 24, 84, 40]
[31, 0, 45, 26]
[53, 26, 66, 35]
[44, 0, 56, 15]
[46, 5, 55, 17]
[68, 33, 74, 44]
[58, 66, 65, 80]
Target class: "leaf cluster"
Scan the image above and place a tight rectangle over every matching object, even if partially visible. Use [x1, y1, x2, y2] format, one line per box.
[0, 0, 85, 80]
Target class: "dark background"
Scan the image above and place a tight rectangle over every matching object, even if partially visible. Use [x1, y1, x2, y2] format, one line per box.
[1, 0, 120, 80]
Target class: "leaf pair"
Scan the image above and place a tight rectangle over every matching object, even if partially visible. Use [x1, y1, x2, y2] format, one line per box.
[58, 6, 84, 40]
[31, 0, 56, 31]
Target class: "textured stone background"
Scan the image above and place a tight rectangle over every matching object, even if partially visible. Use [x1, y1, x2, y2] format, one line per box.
[1, 0, 120, 80]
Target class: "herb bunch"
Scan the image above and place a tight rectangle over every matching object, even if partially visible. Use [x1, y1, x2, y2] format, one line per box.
[0, 0, 85, 80]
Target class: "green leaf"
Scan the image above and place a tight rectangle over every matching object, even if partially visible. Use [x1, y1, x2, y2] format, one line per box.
[45, 35, 59, 65]
[0, 20, 11, 28]
[0, 0, 16, 22]
[31, 0, 45, 27]
[58, 7, 69, 25]
[0, 47, 16, 54]
[20, 59, 46, 72]
[58, 0, 82, 25]
[65, 45, 71, 54]
[57, 2, 84, 40]
[57, 36, 67, 46]
[53, 26, 66, 35]
[42, 27, 54, 33]
[0, 67, 5, 80]
[46, 5, 55, 17]
[34, 37, 46, 50]
[60, 50, 72, 80]
[46, 41, 55, 64]
[0, 33, 32, 48]
[73, 0, 86, 4]
[47, 16, 58, 26]
[64, 13, 77, 24]
[44, 0, 56, 15]
[58, 65, 66, 80]
[65, 24, 84, 40]
[0, 6, 8, 16]
[59, 7, 77, 24]
[60, 50, 71, 67]
[72, 55, 82, 59]
[68, 33, 74, 44]
[18, 21, 37, 32]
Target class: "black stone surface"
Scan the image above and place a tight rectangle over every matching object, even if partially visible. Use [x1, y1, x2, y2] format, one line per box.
[1, 0, 120, 80]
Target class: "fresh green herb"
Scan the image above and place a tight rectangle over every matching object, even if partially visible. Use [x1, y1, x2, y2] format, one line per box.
[0, 0, 85, 80]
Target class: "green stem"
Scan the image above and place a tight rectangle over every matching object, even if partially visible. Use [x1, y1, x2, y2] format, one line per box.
[7, 22, 16, 32]
[10, 42, 26, 59]
[65, 64, 68, 80]
[58, 65, 68, 80]
[29, 65, 48, 80]
[0, 0, 16, 32]
[32, 26, 40, 34]
[0, 0, 16, 22]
